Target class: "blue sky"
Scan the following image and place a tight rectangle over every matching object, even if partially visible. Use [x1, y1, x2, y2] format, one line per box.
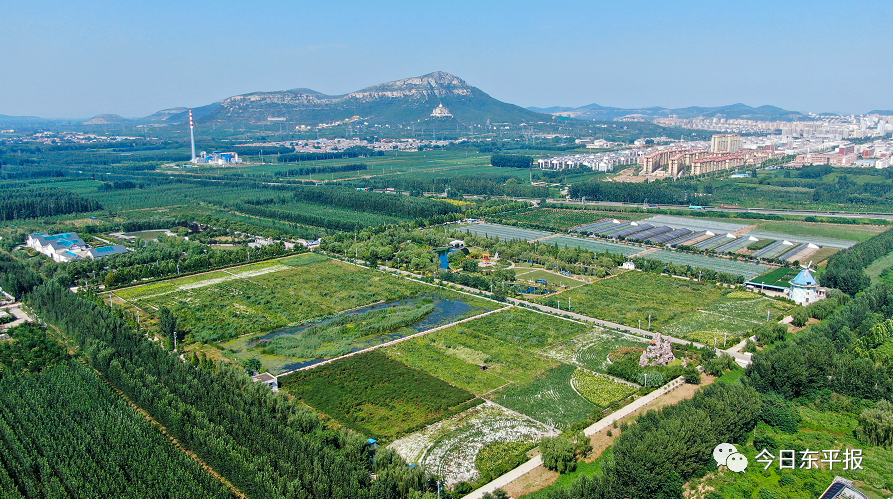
[2, 0, 891, 118]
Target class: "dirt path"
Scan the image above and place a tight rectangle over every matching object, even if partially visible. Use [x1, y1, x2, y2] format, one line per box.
[500, 376, 717, 499]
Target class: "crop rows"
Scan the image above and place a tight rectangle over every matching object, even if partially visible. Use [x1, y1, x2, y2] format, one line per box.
[571, 368, 637, 407]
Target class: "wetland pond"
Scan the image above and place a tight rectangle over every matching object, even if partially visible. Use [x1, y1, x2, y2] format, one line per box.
[221, 294, 489, 374]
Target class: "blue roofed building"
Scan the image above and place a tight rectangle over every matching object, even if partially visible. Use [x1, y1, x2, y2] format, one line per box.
[785, 265, 826, 305]
[27, 232, 128, 263]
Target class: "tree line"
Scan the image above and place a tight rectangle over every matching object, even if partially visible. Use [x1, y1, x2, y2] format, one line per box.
[490, 154, 533, 168]
[0, 187, 102, 220]
[821, 227, 893, 295]
[24, 280, 437, 498]
[275, 163, 368, 177]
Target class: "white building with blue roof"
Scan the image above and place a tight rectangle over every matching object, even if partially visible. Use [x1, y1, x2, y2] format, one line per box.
[27, 232, 128, 263]
[786, 265, 826, 305]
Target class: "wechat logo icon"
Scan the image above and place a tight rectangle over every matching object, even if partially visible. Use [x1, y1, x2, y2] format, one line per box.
[713, 443, 748, 473]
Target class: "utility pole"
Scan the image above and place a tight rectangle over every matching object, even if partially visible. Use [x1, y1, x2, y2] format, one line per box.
[648, 314, 651, 329]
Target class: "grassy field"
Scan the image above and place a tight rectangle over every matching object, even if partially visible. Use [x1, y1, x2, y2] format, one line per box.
[541, 271, 729, 330]
[499, 208, 652, 231]
[384, 310, 562, 395]
[865, 250, 893, 282]
[754, 220, 887, 242]
[514, 268, 587, 288]
[748, 266, 800, 287]
[116, 255, 455, 342]
[279, 350, 479, 442]
[494, 363, 600, 429]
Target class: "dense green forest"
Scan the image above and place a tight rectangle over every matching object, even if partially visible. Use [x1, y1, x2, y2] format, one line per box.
[0, 187, 101, 220]
[23, 281, 436, 498]
[0, 361, 235, 498]
[491, 153, 533, 168]
[821, 227, 893, 295]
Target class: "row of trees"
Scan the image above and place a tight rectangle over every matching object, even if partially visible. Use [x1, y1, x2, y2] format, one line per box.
[0, 361, 234, 498]
[821, 227, 893, 295]
[275, 163, 368, 177]
[541, 383, 762, 499]
[0, 187, 102, 220]
[490, 154, 533, 168]
[746, 282, 893, 401]
[24, 281, 436, 498]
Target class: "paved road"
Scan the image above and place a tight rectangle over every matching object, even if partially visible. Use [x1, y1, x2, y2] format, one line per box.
[0, 303, 33, 330]
[462, 455, 544, 499]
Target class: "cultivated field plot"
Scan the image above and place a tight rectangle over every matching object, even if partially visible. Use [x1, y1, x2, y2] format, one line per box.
[545, 235, 642, 257]
[384, 309, 569, 394]
[116, 255, 442, 342]
[748, 267, 800, 288]
[501, 208, 651, 231]
[642, 250, 770, 279]
[493, 363, 600, 430]
[542, 271, 728, 330]
[279, 350, 479, 442]
[539, 329, 647, 373]
[753, 220, 885, 243]
[514, 268, 587, 288]
[459, 223, 552, 242]
[388, 401, 551, 486]
[571, 369, 637, 407]
[660, 293, 789, 345]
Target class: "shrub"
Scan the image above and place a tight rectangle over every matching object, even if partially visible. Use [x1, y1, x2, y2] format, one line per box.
[760, 393, 801, 433]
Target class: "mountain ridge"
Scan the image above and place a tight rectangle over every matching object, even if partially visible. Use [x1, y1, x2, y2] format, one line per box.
[528, 102, 808, 121]
[134, 72, 548, 128]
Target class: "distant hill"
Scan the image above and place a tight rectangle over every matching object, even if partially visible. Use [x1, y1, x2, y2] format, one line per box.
[137, 72, 549, 128]
[529, 102, 807, 122]
[869, 110, 893, 116]
[83, 114, 129, 125]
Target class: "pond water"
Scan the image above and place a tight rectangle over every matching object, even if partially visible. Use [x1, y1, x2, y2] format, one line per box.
[263, 295, 486, 374]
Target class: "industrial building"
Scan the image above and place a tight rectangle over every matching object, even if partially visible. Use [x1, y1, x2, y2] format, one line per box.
[27, 232, 128, 263]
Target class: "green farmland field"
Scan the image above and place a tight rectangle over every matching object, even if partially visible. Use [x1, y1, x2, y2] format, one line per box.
[542, 271, 728, 330]
[384, 310, 562, 395]
[280, 350, 479, 442]
[494, 363, 599, 429]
